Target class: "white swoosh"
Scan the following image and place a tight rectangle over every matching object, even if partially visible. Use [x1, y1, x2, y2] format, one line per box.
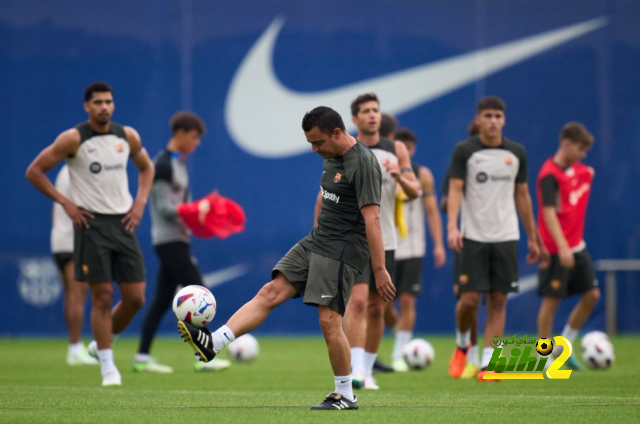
[202, 263, 250, 289]
[508, 273, 538, 299]
[226, 17, 607, 158]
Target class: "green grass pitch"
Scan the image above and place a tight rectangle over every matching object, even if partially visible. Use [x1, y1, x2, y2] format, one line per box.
[1, 335, 639, 423]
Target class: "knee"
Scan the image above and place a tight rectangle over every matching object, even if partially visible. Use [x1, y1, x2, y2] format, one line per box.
[347, 294, 367, 317]
[124, 293, 145, 311]
[318, 309, 341, 333]
[585, 288, 601, 305]
[488, 293, 507, 311]
[92, 289, 113, 310]
[256, 282, 281, 308]
[459, 295, 479, 312]
[367, 297, 385, 320]
[399, 294, 415, 312]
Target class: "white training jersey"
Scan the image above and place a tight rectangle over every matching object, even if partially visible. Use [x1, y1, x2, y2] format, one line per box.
[448, 136, 528, 243]
[50, 165, 74, 253]
[66, 122, 133, 214]
[366, 137, 398, 251]
[396, 163, 426, 260]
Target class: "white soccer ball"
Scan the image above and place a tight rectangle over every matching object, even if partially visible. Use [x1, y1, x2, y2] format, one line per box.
[580, 331, 609, 351]
[582, 338, 614, 369]
[172, 285, 217, 328]
[227, 334, 260, 362]
[402, 339, 435, 369]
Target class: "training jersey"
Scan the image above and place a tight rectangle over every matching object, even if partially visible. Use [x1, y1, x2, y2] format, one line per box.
[50, 165, 74, 254]
[365, 137, 399, 251]
[396, 163, 426, 260]
[66, 122, 133, 214]
[448, 135, 528, 243]
[150, 150, 192, 246]
[301, 142, 381, 272]
[537, 159, 593, 254]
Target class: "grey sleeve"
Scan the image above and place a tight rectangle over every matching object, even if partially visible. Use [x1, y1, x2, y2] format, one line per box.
[151, 180, 179, 219]
[352, 154, 382, 209]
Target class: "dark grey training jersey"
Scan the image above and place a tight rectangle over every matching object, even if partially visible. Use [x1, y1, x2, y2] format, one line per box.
[448, 135, 527, 243]
[150, 150, 192, 246]
[300, 142, 382, 272]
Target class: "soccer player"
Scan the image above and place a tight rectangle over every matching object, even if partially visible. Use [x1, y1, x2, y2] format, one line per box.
[51, 164, 97, 366]
[390, 128, 446, 372]
[446, 96, 539, 381]
[536, 122, 599, 369]
[26, 82, 154, 386]
[178, 106, 395, 410]
[344, 94, 419, 390]
[133, 112, 231, 373]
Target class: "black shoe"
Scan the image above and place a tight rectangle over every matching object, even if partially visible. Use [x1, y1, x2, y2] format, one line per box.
[177, 321, 217, 362]
[373, 359, 395, 373]
[310, 393, 359, 410]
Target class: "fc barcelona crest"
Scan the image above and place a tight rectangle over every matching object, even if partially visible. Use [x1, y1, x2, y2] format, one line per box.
[334, 173, 342, 183]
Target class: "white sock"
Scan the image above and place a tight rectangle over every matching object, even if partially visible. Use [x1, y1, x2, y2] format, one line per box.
[134, 353, 151, 362]
[97, 349, 117, 375]
[212, 325, 235, 353]
[351, 347, 365, 375]
[335, 375, 354, 401]
[69, 342, 83, 355]
[561, 324, 579, 344]
[467, 345, 478, 366]
[391, 331, 412, 360]
[480, 347, 494, 369]
[363, 351, 377, 377]
[455, 329, 471, 349]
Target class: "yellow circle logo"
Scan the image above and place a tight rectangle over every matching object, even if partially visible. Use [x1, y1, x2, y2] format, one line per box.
[536, 338, 554, 356]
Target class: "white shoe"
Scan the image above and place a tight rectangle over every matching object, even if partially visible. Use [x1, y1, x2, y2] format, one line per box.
[392, 357, 409, 372]
[363, 375, 380, 390]
[102, 369, 122, 386]
[352, 372, 365, 390]
[67, 349, 99, 366]
[87, 341, 98, 361]
[194, 358, 231, 372]
[132, 358, 174, 374]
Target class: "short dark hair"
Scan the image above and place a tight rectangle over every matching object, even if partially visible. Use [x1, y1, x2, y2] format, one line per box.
[560, 122, 594, 147]
[170, 111, 207, 135]
[394, 127, 417, 143]
[379, 113, 398, 139]
[84, 81, 113, 102]
[351, 93, 379, 116]
[468, 119, 480, 136]
[302, 106, 346, 134]
[477, 96, 506, 113]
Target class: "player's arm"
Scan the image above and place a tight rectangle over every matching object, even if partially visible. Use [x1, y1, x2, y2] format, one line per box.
[388, 141, 419, 199]
[446, 178, 464, 253]
[419, 167, 446, 268]
[539, 174, 573, 268]
[26, 129, 94, 228]
[514, 182, 540, 263]
[361, 204, 395, 301]
[313, 190, 322, 227]
[123, 126, 155, 232]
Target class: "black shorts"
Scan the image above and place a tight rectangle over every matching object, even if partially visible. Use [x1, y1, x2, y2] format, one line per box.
[273, 243, 359, 316]
[395, 257, 423, 295]
[53, 252, 73, 273]
[455, 238, 519, 294]
[354, 249, 396, 293]
[538, 249, 598, 297]
[74, 213, 146, 283]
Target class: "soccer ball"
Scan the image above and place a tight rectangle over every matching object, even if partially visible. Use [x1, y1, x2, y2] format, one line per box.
[172, 285, 217, 327]
[401, 339, 435, 369]
[581, 331, 609, 351]
[227, 334, 259, 362]
[582, 338, 614, 369]
[536, 338, 554, 356]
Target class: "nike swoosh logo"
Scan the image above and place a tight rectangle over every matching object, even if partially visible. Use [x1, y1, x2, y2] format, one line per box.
[202, 263, 250, 289]
[321, 294, 333, 298]
[507, 273, 537, 300]
[226, 16, 607, 158]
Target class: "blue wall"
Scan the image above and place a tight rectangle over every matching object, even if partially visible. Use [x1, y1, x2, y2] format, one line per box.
[1, 0, 638, 337]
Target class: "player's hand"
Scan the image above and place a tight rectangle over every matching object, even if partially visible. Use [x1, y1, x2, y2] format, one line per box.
[433, 245, 446, 268]
[538, 243, 551, 270]
[526, 239, 540, 264]
[558, 245, 575, 269]
[62, 200, 94, 229]
[447, 227, 463, 253]
[122, 199, 146, 232]
[373, 268, 395, 302]
[383, 159, 401, 181]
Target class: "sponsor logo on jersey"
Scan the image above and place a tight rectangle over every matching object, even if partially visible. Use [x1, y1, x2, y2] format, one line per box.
[104, 164, 124, 172]
[491, 175, 513, 182]
[320, 187, 340, 204]
[334, 173, 342, 183]
[89, 162, 102, 174]
[476, 172, 488, 183]
[569, 183, 590, 205]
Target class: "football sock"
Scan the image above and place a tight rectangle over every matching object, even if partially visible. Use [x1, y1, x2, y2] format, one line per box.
[480, 347, 494, 369]
[335, 375, 354, 401]
[391, 331, 412, 360]
[97, 349, 117, 375]
[68, 342, 83, 356]
[134, 353, 151, 362]
[212, 325, 235, 352]
[467, 344, 478, 366]
[363, 351, 377, 377]
[561, 324, 578, 345]
[351, 347, 365, 375]
[456, 329, 471, 350]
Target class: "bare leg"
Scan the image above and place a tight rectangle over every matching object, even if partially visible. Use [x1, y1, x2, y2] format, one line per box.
[111, 281, 146, 335]
[90, 282, 114, 350]
[484, 292, 507, 347]
[364, 292, 386, 353]
[537, 296, 561, 338]
[456, 292, 480, 333]
[319, 306, 350, 376]
[396, 293, 416, 332]
[60, 261, 89, 344]
[344, 284, 369, 348]
[567, 288, 601, 329]
[384, 300, 398, 329]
